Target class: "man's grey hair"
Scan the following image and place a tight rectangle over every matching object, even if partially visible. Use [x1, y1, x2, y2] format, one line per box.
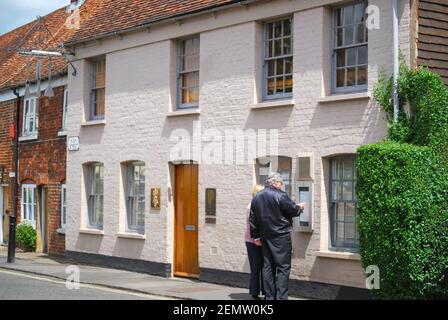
[266, 172, 283, 186]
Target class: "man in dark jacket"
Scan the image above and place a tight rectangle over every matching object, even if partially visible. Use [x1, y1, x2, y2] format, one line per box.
[250, 172, 304, 300]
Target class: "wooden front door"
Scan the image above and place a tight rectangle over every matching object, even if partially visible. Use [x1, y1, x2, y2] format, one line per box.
[174, 163, 199, 278]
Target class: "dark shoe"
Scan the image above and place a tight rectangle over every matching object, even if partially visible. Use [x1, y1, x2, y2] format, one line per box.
[252, 295, 262, 300]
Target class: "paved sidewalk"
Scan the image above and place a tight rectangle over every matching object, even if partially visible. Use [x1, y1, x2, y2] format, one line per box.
[0, 246, 304, 300]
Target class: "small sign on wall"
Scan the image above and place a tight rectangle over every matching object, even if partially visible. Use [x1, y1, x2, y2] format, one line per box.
[68, 136, 80, 151]
[151, 187, 161, 209]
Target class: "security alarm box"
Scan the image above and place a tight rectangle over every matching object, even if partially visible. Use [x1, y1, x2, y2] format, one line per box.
[293, 153, 314, 232]
[293, 181, 313, 232]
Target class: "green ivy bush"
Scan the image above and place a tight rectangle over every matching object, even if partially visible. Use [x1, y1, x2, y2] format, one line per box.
[16, 223, 36, 252]
[358, 64, 448, 299]
[357, 142, 448, 299]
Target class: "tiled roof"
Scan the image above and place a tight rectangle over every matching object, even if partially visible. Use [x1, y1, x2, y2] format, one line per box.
[0, 7, 76, 90]
[0, 0, 251, 91]
[66, 0, 244, 45]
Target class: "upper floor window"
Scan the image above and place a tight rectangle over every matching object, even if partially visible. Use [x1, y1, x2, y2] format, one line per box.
[333, 1, 368, 93]
[263, 17, 293, 100]
[89, 57, 106, 120]
[125, 162, 145, 234]
[256, 156, 292, 196]
[177, 36, 200, 109]
[62, 87, 68, 131]
[86, 162, 104, 229]
[22, 184, 37, 228]
[330, 156, 358, 249]
[61, 184, 67, 228]
[23, 97, 38, 136]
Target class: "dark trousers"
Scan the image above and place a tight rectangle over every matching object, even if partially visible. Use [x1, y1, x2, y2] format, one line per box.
[262, 233, 292, 300]
[246, 242, 264, 296]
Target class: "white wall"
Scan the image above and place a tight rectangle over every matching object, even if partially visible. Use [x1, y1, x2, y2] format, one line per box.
[66, 0, 411, 288]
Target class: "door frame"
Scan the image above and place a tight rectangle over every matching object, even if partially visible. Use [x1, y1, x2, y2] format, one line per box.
[38, 186, 48, 253]
[173, 162, 199, 278]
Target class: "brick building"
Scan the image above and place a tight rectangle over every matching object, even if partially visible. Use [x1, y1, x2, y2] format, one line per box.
[0, 4, 79, 254]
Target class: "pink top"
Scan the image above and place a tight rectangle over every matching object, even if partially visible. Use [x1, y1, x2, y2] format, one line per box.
[245, 203, 256, 244]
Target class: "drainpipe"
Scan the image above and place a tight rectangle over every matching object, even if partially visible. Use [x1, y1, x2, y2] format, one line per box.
[7, 88, 20, 263]
[393, 0, 399, 124]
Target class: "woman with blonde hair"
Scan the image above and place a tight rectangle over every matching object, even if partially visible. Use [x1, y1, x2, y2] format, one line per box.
[245, 184, 265, 300]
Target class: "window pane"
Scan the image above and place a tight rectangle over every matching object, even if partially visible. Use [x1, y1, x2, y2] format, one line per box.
[336, 28, 343, 47]
[337, 222, 345, 243]
[343, 181, 353, 201]
[267, 22, 273, 39]
[347, 67, 356, 86]
[346, 47, 357, 66]
[285, 57, 292, 74]
[358, 46, 368, 65]
[354, 3, 365, 24]
[344, 26, 354, 46]
[283, 37, 291, 55]
[332, 182, 341, 201]
[268, 60, 275, 76]
[336, 8, 343, 27]
[358, 66, 367, 85]
[343, 160, 353, 180]
[284, 19, 291, 36]
[266, 40, 273, 58]
[336, 68, 345, 88]
[344, 5, 354, 26]
[276, 77, 284, 92]
[346, 203, 356, 223]
[336, 49, 345, 67]
[345, 222, 356, 242]
[276, 59, 283, 76]
[274, 20, 282, 38]
[336, 202, 345, 221]
[267, 78, 275, 95]
[355, 23, 366, 43]
[285, 75, 293, 93]
[274, 39, 282, 56]
[94, 88, 105, 117]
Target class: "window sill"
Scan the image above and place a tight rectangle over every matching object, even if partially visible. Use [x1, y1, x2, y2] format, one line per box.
[117, 232, 146, 240]
[79, 228, 104, 235]
[56, 227, 66, 235]
[252, 99, 295, 110]
[167, 109, 200, 117]
[318, 92, 371, 103]
[81, 120, 106, 127]
[19, 135, 38, 142]
[58, 131, 68, 137]
[315, 250, 361, 261]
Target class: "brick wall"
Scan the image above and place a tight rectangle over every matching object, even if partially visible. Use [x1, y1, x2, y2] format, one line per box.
[18, 86, 67, 255]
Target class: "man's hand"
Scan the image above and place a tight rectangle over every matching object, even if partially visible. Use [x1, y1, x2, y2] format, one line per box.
[299, 203, 305, 211]
[254, 239, 262, 247]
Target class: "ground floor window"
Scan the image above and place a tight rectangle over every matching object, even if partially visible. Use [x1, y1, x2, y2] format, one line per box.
[61, 184, 66, 228]
[22, 184, 37, 227]
[256, 156, 292, 196]
[86, 162, 104, 229]
[329, 155, 358, 249]
[125, 161, 145, 233]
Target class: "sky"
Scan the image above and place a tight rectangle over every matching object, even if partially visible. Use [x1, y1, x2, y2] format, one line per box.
[0, 0, 68, 36]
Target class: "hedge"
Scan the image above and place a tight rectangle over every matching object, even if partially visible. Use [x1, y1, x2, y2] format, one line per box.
[357, 141, 448, 299]
[16, 223, 36, 252]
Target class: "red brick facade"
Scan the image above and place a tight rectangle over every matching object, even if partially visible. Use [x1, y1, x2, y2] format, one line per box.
[0, 98, 16, 244]
[16, 86, 67, 255]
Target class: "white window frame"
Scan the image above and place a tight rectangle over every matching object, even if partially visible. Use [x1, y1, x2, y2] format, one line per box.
[87, 163, 104, 229]
[62, 87, 68, 131]
[331, 1, 368, 94]
[22, 96, 39, 137]
[89, 57, 106, 121]
[21, 184, 37, 228]
[125, 162, 145, 234]
[177, 36, 200, 109]
[60, 184, 66, 228]
[262, 17, 294, 101]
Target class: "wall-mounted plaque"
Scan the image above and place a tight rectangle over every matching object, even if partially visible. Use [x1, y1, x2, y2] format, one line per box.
[68, 136, 80, 151]
[151, 187, 161, 209]
[205, 188, 216, 216]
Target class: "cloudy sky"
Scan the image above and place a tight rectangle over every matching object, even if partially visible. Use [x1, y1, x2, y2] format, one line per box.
[0, 0, 68, 35]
